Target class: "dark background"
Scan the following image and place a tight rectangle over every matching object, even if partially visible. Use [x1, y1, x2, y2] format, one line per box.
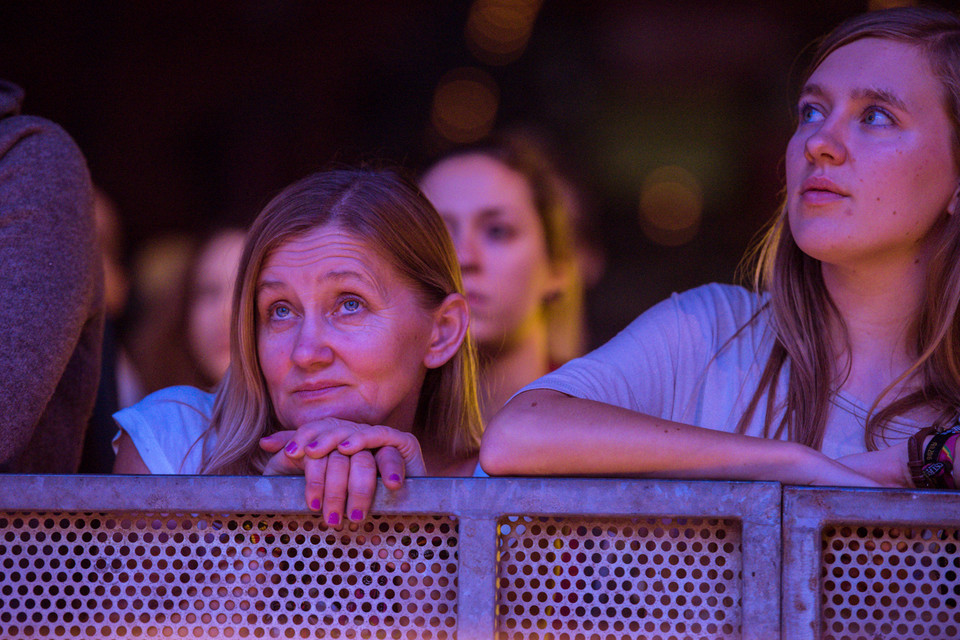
[0, 0, 945, 347]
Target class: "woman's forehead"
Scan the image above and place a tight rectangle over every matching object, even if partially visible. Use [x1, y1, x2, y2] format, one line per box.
[808, 38, 939, 101]
[255, 224, 413, 297]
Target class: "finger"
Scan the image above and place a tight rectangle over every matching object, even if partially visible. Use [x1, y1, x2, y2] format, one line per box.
[262, 448, 306, 476]
[345, 451, 378, 522]
[299, 422, 364, 460]
[323, 451, 351, 530]
[376, 446, 406, 490]
[303, 455, 328, 512]
[282, 421, 359, 461]
[337, 425, 427, 475]
[259, 430, 297, 453]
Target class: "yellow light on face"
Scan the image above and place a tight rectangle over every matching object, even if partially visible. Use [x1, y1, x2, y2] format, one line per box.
[430, 67, 500, 144]
[639, 166, 703, 247]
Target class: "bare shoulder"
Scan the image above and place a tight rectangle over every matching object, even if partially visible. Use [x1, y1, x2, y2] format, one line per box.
[113, 431, 152, 474]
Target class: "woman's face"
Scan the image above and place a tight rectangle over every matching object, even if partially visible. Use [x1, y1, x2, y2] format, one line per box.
[187, 230, 245, 383]
[785, 38, 960, 271]
[256, 225, 438, 431]
[420, 153, 562, 350]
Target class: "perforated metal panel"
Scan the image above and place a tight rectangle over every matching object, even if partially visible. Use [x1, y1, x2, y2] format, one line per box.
[820, 524, 960, 640]
[495, 516, 742, 640]
[0, 512, 459, 639]
[0, 475, 784, 640]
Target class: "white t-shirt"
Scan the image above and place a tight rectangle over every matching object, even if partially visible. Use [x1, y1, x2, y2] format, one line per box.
[112, 385, 214, 474]
[112, 385, 489, 477]
[520, 283, 918, 459]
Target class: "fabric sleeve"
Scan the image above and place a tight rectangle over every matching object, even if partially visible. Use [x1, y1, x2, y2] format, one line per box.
[518, 284, 759, 420]
[0, 115, 100, 465]
[112, 387, 214, 475]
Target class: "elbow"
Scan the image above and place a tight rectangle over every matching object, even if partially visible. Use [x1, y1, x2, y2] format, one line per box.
[478, 393, 546, 476]
[478, 426, 516, 476]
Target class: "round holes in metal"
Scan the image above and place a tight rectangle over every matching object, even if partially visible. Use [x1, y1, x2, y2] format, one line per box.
[820, 524, 960, 640]
[495, 516, 742, 640]
[0, 512, 459, 639]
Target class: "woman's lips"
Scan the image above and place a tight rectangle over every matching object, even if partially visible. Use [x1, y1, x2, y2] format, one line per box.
[465, 291, 487, 308]
[293, 384, 346, 401]
[800, 176, 849, 204]
[801, 189, 847, 204]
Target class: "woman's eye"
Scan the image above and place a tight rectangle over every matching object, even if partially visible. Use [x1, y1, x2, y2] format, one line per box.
[269, 303, 292, 320]
[863, 107, 894, 126]
[486, 224, 516, 241]
[798, 103, 824, 124]
[339, 298, 363, 314]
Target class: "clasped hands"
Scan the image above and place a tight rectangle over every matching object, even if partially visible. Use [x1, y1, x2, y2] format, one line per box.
[259, 418, 426, 528]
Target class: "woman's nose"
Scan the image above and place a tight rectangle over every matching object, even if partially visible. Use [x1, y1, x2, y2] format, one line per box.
[803, 119, 847, 165]
[290, 318, 334, 369]
[455, 231, 481, 274]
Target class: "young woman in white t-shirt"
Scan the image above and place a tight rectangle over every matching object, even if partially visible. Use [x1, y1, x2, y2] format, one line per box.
[481, 7, 960, 490]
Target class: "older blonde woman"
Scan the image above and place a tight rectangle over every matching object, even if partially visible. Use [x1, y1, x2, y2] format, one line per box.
[114, 168, 484, 525]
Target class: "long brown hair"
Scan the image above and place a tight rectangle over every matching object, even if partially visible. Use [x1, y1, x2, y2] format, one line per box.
[737, 6, 960, 450]
[198, 168, 483, 474]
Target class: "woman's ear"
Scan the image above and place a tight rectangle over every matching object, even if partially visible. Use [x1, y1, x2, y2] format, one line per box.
[423, 293, 469, 369]
[543, 258, 575, 305]
[948, 182, 960, 216]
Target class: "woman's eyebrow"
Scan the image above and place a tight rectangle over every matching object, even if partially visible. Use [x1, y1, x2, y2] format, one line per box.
[323, 269, 389, 297]
[799, 82, 908, 112]
[852, 87, 908, 112]
[256, 280, 285, 295]
[798, 82, 826, 100]
[477, 207, 507, 222]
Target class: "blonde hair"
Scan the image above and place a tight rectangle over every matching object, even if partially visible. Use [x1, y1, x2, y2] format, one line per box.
[737, 6, 960, 450]
[197, 169, 483, 474]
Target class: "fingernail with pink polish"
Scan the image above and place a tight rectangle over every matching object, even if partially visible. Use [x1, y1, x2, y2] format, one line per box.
[339, 441, 351, 448]
[350, 510, 363, 521]
[310, 499, 321, 510]
[389, 474, 401, 483]
[327, 512, 340, 525]
[285, 442, 297, 454]
[307, 441, 318, 449]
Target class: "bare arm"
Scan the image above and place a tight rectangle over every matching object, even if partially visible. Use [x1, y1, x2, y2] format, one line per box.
[113, 431, 151, 474]
[480, 389, 881, 487]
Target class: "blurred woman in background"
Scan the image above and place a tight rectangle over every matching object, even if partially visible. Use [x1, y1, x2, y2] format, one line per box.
[420, 133, 584, 423]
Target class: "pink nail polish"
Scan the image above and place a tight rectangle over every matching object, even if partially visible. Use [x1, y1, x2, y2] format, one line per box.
[389, 474, 401, 483]
[310, 499, 321, 510]
[307, 441, 319, 449]
[339, 440, 351, 448]
[350, 510, 363, 521]
[285, 442, 297, 453]
[327, 512, 340, 525]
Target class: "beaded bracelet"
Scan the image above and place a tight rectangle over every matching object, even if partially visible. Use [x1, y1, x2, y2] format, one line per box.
[908, 422, 959, 489]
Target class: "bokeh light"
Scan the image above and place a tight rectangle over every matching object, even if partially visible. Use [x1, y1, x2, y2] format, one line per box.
[466, 0, 543, 65]
[638, 166, 703, 247]
[430, 67, 500, 144]
[868, 0, 917, 9]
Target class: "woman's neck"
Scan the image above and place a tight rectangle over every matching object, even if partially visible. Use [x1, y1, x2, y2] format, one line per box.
[821, 256, 928, 404]
[478, 328, 552, 424]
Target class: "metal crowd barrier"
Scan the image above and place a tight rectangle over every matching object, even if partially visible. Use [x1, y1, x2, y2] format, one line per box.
[782, 486, 960, 640]
[0, 476, 781, 640]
